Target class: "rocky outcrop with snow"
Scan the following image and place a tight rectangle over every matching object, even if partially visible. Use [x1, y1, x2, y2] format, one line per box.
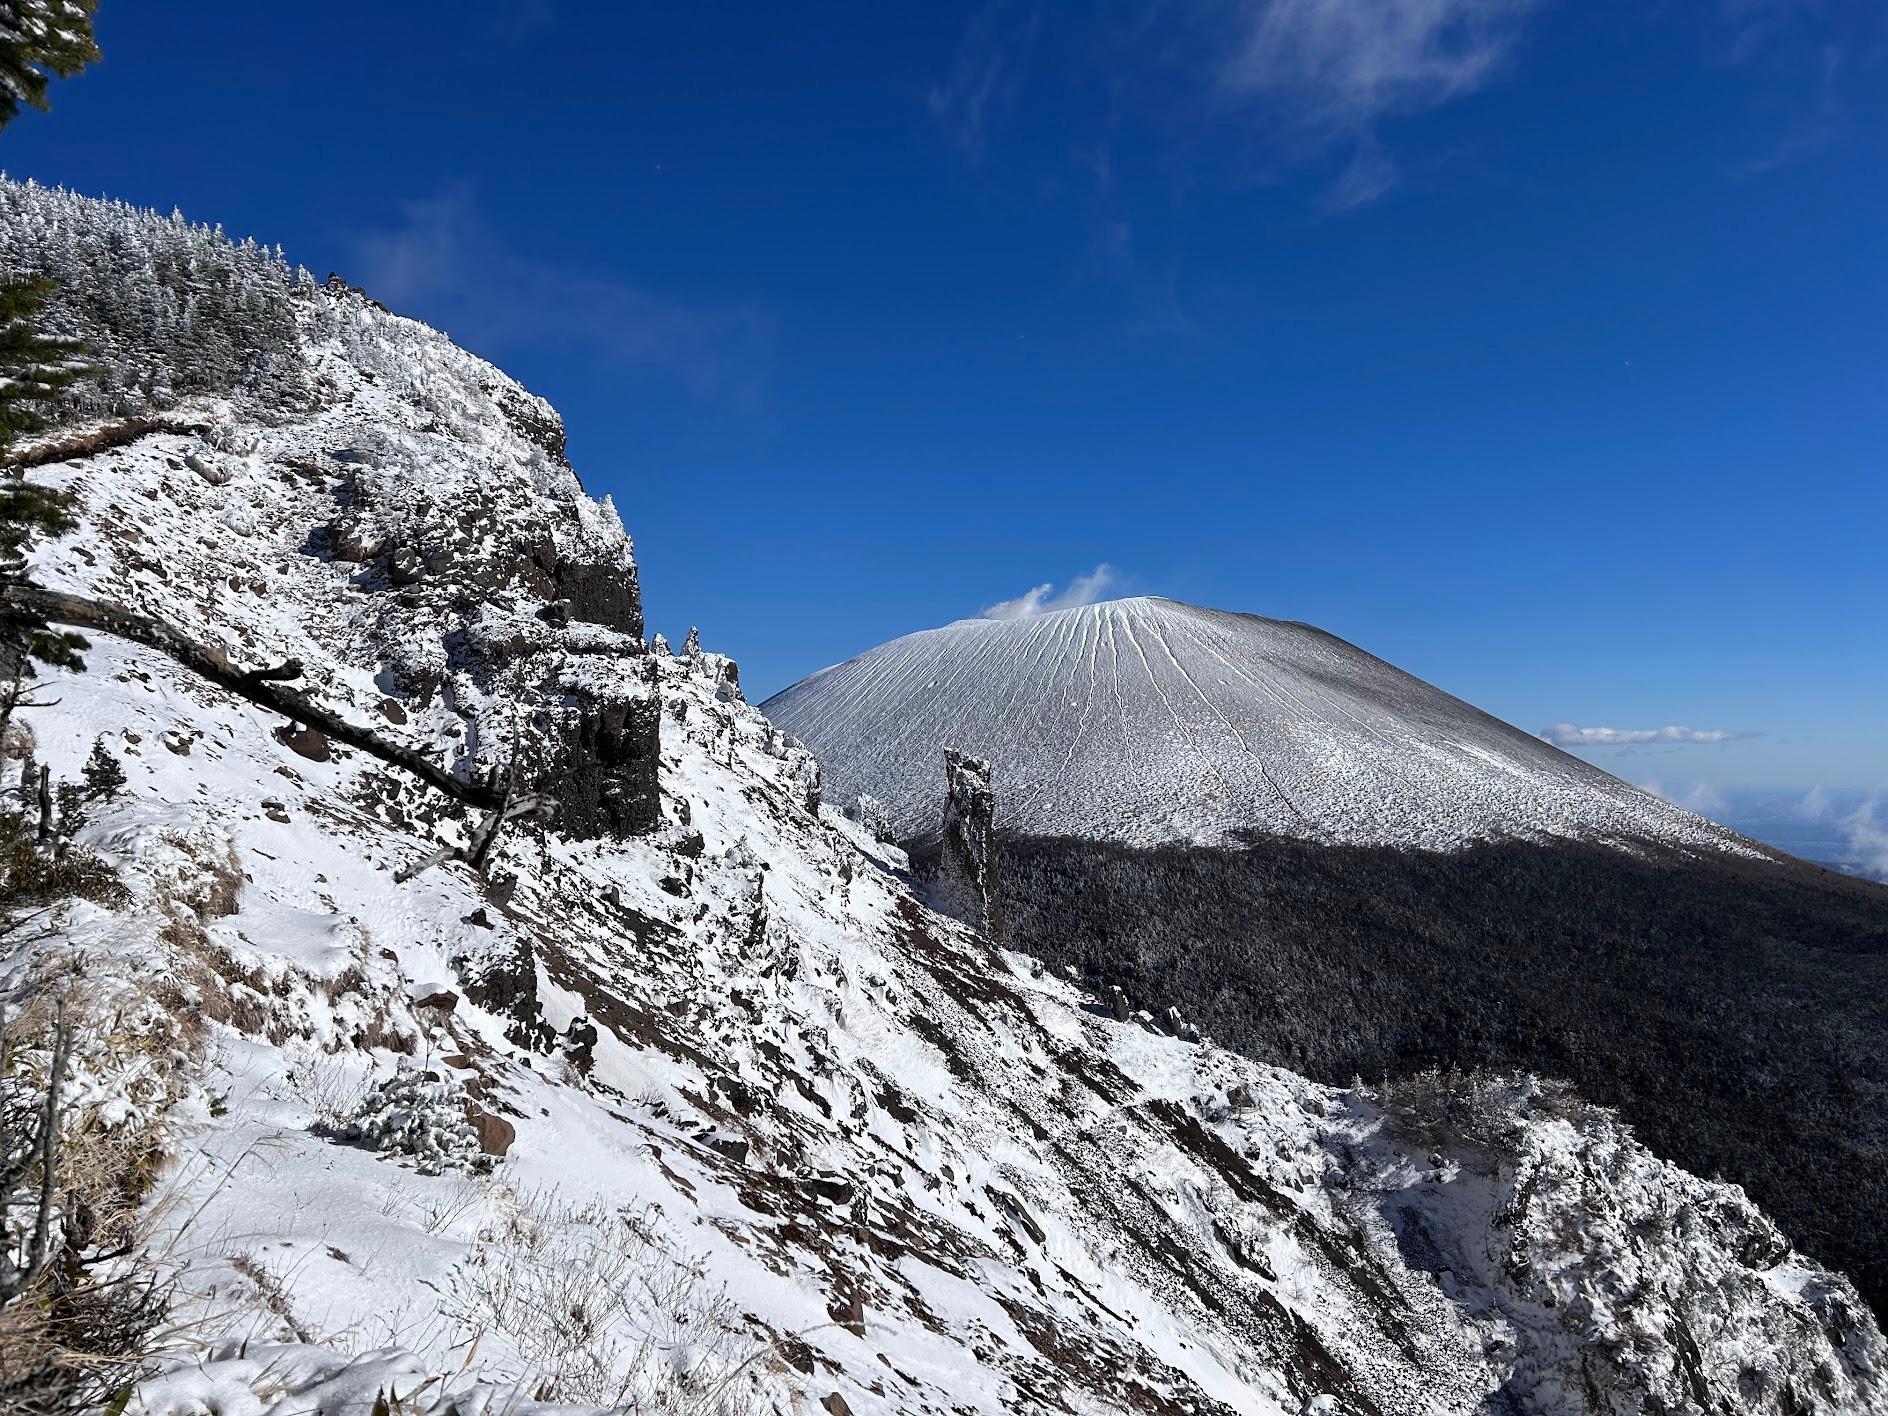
[3, 187, 1883, 1415]
[928, 751, 1003, 945]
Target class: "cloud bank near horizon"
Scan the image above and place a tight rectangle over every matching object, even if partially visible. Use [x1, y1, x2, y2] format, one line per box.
[1540, 723, 1758, 748]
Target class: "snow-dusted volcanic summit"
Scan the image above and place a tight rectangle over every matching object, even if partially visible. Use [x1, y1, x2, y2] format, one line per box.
[764, 595, 1748, 853]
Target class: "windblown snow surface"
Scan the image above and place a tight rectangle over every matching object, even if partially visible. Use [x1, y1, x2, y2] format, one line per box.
[762, 598, 1755, 854]
[4, 187, 1882, 1415]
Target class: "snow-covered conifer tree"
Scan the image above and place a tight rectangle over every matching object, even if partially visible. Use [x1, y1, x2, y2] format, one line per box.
[0, 0, 99, 129]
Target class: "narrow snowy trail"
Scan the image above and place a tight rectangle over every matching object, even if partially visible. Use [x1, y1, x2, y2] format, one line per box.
[764, 595, 1757, 853]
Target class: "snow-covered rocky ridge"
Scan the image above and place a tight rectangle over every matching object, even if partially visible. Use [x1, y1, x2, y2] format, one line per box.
[762, 597, 1755, 854]
[3, 192, 1884, 1414]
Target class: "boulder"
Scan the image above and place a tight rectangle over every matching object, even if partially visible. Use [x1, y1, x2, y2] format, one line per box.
[463, 1102, 515, 1158]
[276, 724, 332, 762]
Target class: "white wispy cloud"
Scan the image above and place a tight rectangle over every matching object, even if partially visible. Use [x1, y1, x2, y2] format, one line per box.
[1211, 0, 1538, 205]
[929, 0, 1538, 208]
[349, 183, 773, 408]
[1540, 723, 1759, 747]
[1640, 779, 1731, 818]
[1218, 0, 1535, 128]
[928, 2, 1041, 165]
[1790, 787, 1888, 882]
[981, 564, 1118, 620]
[1836, 800, 1888, 882]
[1793, 784, 1833, 820]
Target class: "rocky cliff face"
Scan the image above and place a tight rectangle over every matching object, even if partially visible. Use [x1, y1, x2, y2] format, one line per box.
[5, 184, 1887, 1416]
[12, 215, 659, 844]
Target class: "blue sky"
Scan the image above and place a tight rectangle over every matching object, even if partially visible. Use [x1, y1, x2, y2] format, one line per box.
[4, 1, 1884, 833]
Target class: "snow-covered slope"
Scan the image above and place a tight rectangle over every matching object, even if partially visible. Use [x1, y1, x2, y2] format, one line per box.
[4, 189, 1881, 1415]
[763, 597, 1753, 853]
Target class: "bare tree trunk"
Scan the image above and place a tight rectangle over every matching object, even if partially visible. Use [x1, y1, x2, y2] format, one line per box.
[462, 748, 520, 874]
[0, 584, 502, 809]
[24, 1003, 69, 1289]
[33, 765, 51, 845]
[394, 745, 551, 884]
[0, 661, 21, 775]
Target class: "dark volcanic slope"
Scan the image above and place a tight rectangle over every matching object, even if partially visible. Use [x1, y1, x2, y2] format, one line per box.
[998, 833, 1888, 1318]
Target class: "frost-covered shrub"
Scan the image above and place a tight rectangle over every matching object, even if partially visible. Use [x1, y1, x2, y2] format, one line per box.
[340, 1067, 489, 1176]
[845, 794, 894, 843]
[1367, 1069, 1598, 1162]
[0, 806, 126, 914]
[445, 1189, 751, 1408]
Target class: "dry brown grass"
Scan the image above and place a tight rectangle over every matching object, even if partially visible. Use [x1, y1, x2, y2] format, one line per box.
[0, 988, 178, 1414]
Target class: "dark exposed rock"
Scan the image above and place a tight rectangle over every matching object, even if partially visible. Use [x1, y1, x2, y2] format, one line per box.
[543, 688, 661, 840]
[806, 1173, 855, 1205]
[276, 724, 332, 762]
[562, 1015, 598, 1075]
[742, 874, 769, 955]
[414, 989, 458, 1014]
[489, 381, 568, 464]
[714, 658, 741, 703]
[827, 1288, 866, 1338]
[327, 519, 387, 563]
[548, 554, 642, 637]
[379, 661, 440, 704]
[717, 1077, 760, 1117]
[453, 932, 542, 1041]
[387, 547, 424, 586]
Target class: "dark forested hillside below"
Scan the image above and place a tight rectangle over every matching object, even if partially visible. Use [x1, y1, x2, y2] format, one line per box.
[996, 835, 1888, 1317]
